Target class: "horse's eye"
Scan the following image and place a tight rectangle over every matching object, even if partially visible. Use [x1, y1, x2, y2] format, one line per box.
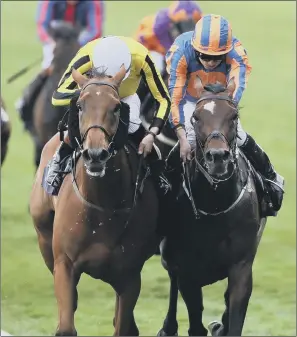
[191, 115, 200, 123]
[76, 102, 82, 111]
[113, 104, 121, 115]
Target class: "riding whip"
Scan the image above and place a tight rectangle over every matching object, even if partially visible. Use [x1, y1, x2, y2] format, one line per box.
[6, 58, 42, 84]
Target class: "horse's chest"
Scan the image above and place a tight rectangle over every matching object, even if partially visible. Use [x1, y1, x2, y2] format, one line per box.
[77, 240, 148, 281]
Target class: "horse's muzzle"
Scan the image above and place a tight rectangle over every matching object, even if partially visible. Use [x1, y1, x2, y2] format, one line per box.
[205, 148, 231, 177]
[82, 148, 110, 177]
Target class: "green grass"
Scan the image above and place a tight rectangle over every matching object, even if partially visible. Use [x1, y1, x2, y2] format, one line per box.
[1, 1, 296, 336]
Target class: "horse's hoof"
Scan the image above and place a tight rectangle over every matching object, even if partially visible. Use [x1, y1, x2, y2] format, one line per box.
[208, 321, 223, 336]
[157, 328, 178, 336]
[55, 330, 77, 336]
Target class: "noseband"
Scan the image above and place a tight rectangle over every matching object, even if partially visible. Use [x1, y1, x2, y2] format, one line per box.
[190, 94, 239, 187]
[76, 81, 121, 157]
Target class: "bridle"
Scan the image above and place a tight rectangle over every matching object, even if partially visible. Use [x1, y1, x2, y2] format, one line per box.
[183, 93, 247, 219]
[75, 81, 122, 159]
[190, 94, 239, 189]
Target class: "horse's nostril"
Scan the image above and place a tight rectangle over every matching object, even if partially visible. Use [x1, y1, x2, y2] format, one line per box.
[223, 150, 231, 161]
[82, 149, 91, 161]
[206, 149, 230, 163]
[99, 149, 109, 162]
[205, 151, 213, 162]
[83, 148, 110, 163]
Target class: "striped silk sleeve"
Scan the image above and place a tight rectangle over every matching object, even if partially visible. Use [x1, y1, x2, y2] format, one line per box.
[140, 54, 171, 131]
[165, 44, 188, 129]
[52, 48, 92, 106]
[227, 42, 252, 104]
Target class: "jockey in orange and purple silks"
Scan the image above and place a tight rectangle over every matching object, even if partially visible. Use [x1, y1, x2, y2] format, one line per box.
[166, 14, 284, 214]
[134, 0, 202, 75]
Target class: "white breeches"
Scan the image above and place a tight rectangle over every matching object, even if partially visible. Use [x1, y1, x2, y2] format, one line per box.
[121, 93, 141, 134]
[42, 43, 55, 70]
[183, 100, 247, 148]
[150, 51, 165, 74]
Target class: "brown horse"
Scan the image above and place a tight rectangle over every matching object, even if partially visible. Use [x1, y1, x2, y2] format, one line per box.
[30, 66, 159, 336]
[31, 22, 80, 168]
[1, 97, 11, 165]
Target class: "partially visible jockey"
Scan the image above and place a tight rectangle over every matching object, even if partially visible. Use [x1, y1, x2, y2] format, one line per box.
[166, 14, 284, 214]
[1, 97, 11, 165]
[134, 0, 202, 75]
[43, 36, 171, 195]
[16, 0, 105, 131]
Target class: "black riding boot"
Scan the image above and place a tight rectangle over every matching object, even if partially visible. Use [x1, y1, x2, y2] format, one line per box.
[43, 142, 73, 196]
[15, 71, 48, 131]
[240, 134, 285, 213]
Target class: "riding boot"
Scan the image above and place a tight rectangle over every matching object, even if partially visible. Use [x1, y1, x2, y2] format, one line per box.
[43, 141, 73, 196]
[240, 134, 285, 213]
[15, 70, 49, 131]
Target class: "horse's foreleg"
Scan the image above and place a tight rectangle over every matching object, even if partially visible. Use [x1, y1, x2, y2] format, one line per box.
[178, 274, 208, 336]
[208, 287, 229, 336]
[54, 255, 78, 336]
[31, 204, 55, 273]
[157, 269, 179, 336]
[35, 224, 54, 273]
[226, 261, 253, 336]
[114, 273, 141, 336]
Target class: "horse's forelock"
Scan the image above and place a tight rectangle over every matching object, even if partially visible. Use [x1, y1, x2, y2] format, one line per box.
[204, 83, 226, 94]
[88, 67, 113, 80]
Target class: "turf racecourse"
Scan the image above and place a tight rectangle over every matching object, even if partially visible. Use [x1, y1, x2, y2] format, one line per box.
[1, 1, 296, 336]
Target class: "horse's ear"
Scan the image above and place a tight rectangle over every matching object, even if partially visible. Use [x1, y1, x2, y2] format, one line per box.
[72, 68, 88, 88]
[227, 77, 236, 97]
[195, 76, 204, 97]
[113, 64, 126, 87]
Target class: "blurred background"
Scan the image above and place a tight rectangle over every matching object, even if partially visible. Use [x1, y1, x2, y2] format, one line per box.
[1, 1, 296, 336]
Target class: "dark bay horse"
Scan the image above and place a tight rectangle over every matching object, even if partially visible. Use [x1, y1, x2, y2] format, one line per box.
[32, 22, 80, 168]
[157, 78, 267, 336]
[29, 66, 159, 336]
[1, 97, 11, 165]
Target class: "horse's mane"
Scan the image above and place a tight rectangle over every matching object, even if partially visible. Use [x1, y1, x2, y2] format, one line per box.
[204, 83, 226, 94]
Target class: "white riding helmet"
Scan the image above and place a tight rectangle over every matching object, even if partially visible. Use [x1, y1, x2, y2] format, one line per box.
[92, 36, 131, 81]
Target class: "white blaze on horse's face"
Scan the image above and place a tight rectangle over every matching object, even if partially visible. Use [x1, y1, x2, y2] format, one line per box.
[204, 101, 216, 115]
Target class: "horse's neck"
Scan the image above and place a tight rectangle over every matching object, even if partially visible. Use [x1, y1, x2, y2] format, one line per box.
[54, 43, 79, 72]
[191, 160, 244, 213]
[77, 150, 133, 210]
